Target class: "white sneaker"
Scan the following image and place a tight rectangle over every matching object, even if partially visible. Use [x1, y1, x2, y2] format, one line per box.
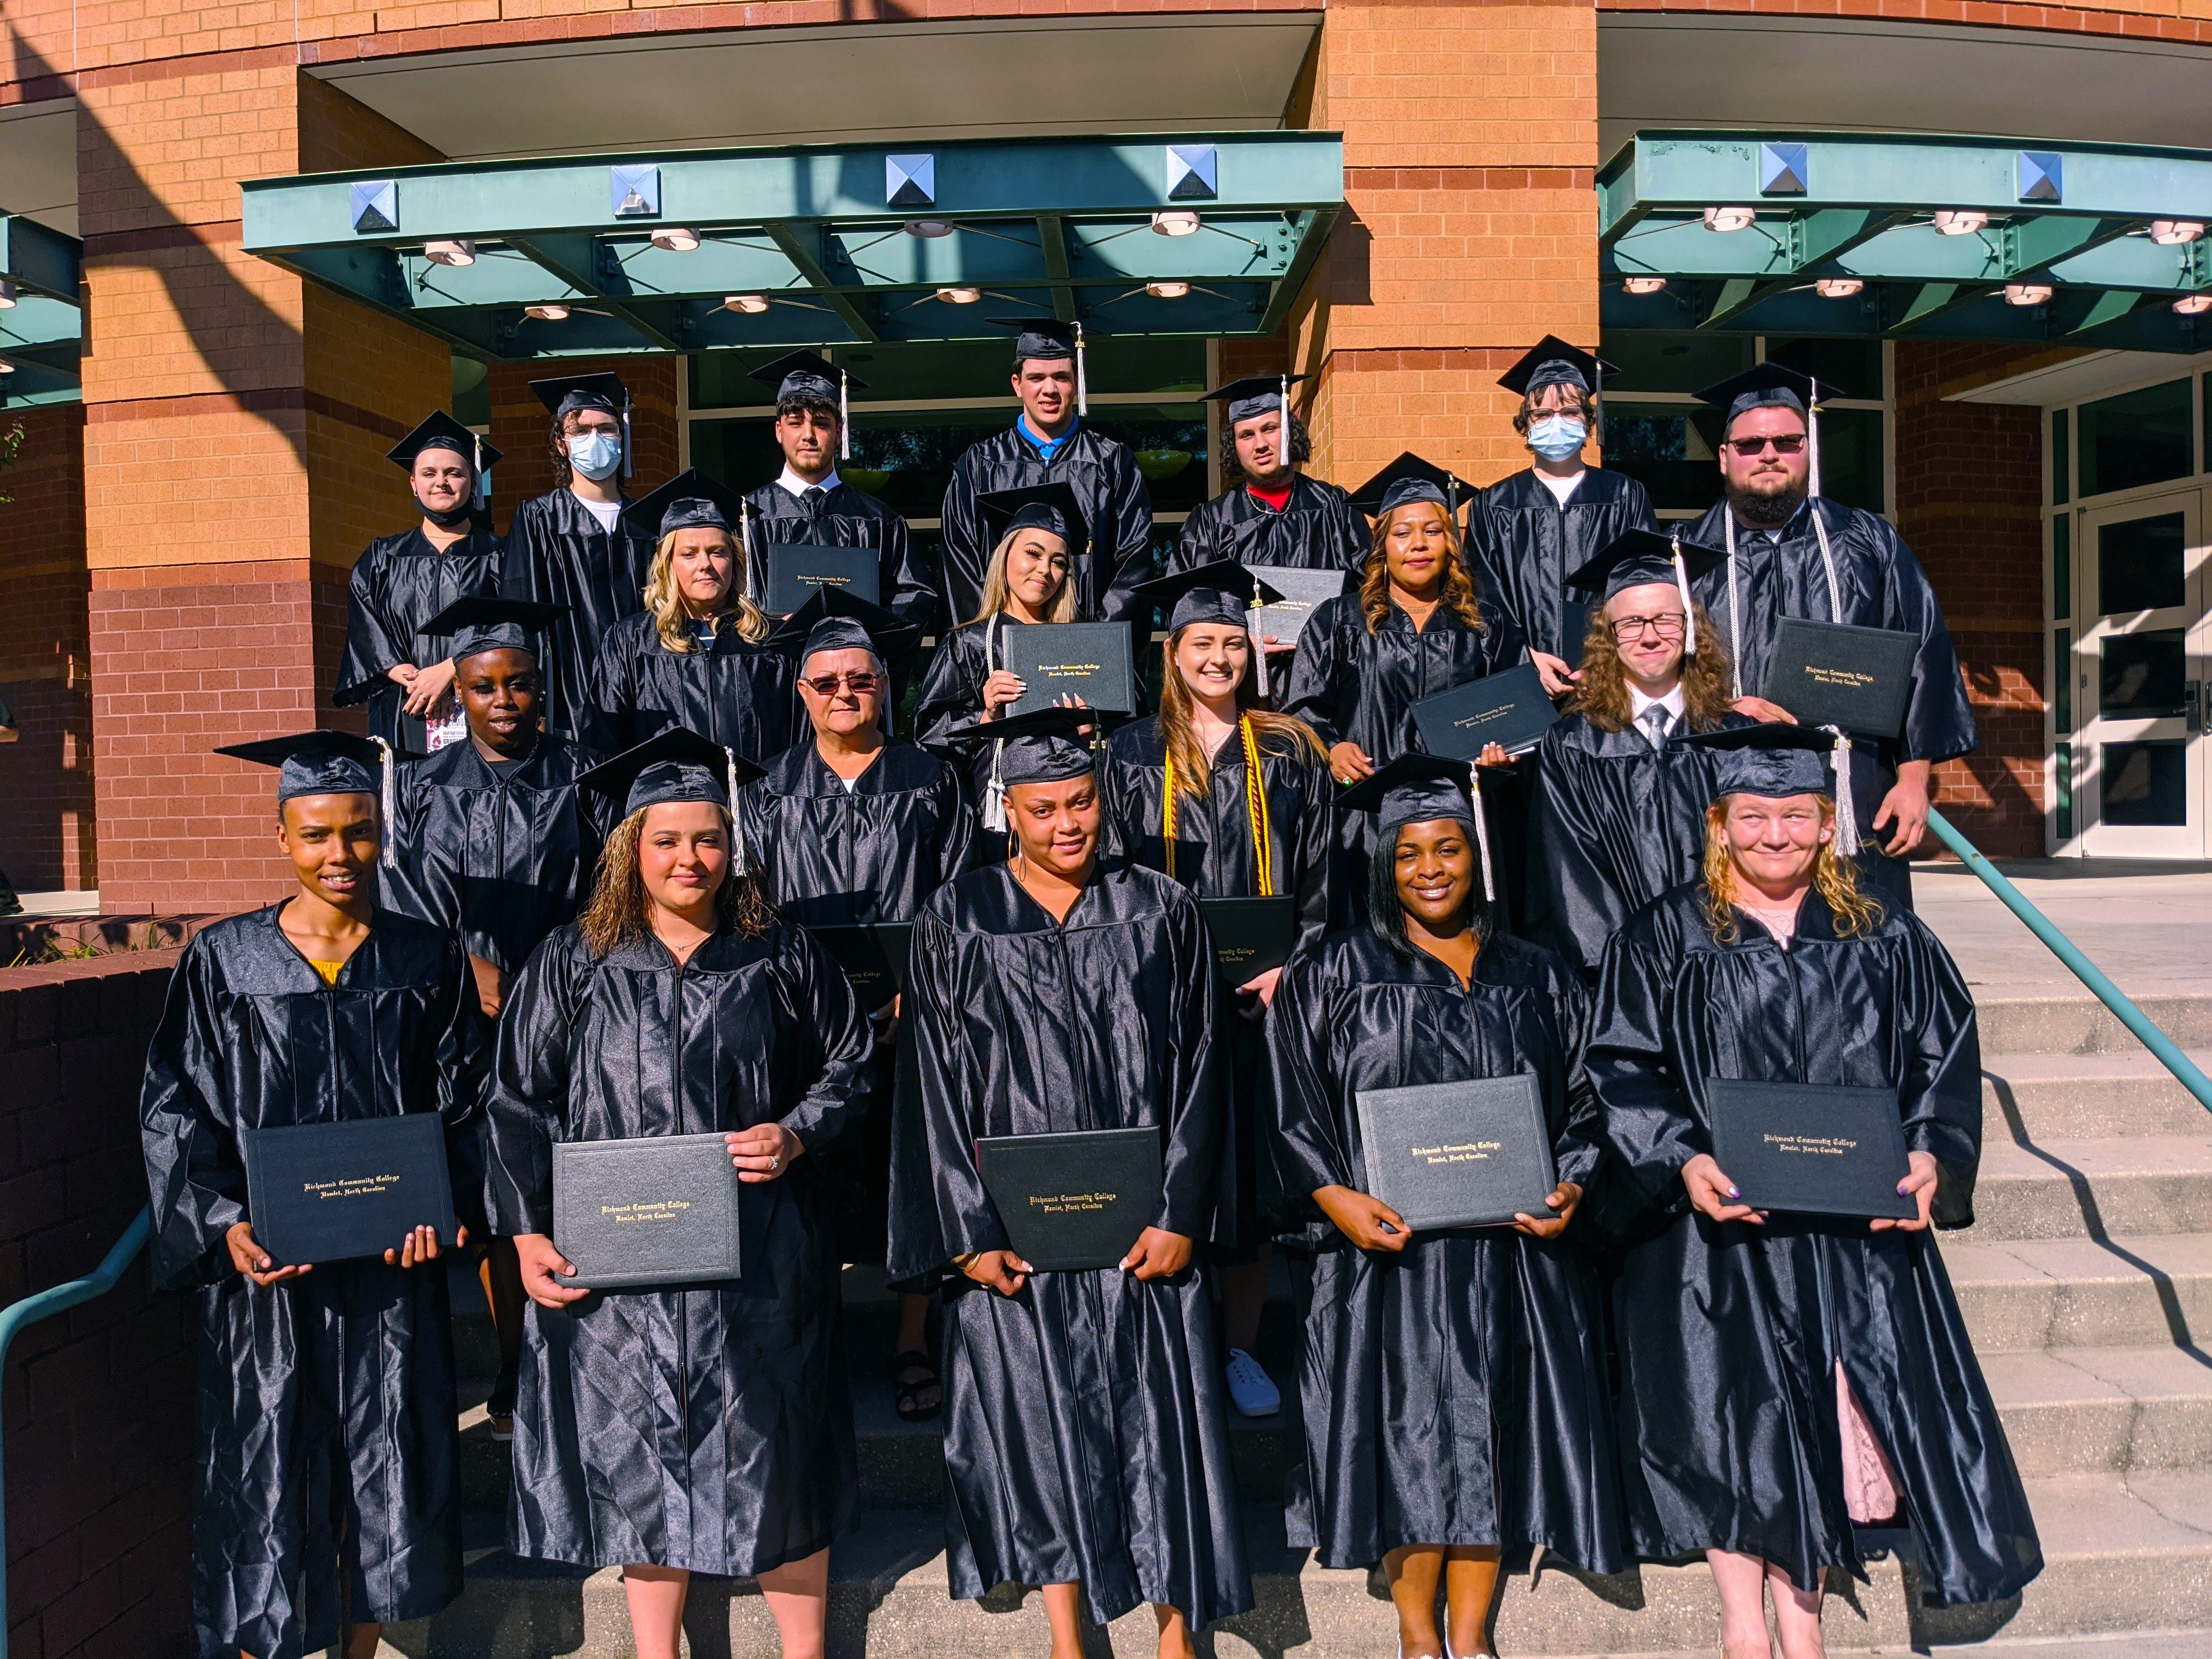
[1222, 1347, 1280, 1417]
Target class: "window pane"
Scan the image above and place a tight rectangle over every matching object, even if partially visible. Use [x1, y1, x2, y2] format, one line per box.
[2055, 740, 2072, 840]
[2051, 512, 2071, 623]
[1597, 332, 1752, 394]
[2053, 627, 2071, 732]
[2078, 379, 2192, 498]
[2096, 512, 2187, 615]
[1600, 402, 1719, 514]
[1763, 337, 1884, 403]
[2051, 407, 2069, 506]
[1815, 407, 1885, 515]
[2101, 741, 2188, 826]
[2100, 628, 2188, 719]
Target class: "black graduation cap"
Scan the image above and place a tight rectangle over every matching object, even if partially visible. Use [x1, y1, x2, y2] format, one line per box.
[387, 410, 501, 473]
[766, 586, 922, 663]
[1674, 724, 1851, 819]
[991, 316, 1089, 416]
[1131, 559, 1284, 635]
[1347, 452, 1472, 518]
[216, 729, 385, 804]
[1203, 373, 1309, 428]
[529, 371, 628, 421]
[417, 596, 567, 664]
[978, 482, 1092, 569]
[577, 727, 766, 821]
[1498, 335, 1614, 397]
[621, 467, 748, 544]
[1339, 753, 1495, 901]
[747, 349, 865, 406]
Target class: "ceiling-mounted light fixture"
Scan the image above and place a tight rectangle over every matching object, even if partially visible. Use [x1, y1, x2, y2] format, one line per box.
[0, 358, 15, 374]
[1621, 275, 1668, 296]
[424, 239, 476, 267]
[524, 303, 569, 321]
[1146, 280, 1191, 299]
[2151, 220, 2208, 246]
[650, 227, 701, 252]
[2174, 293, 2212, 316]
[1702, 206, 1756, 233]
[724, 294, 770, 315]
[0, 280, 16, 308]
[2004, 283, 2053, 307]
[903, 220, 955, 239]
[1150, 211, 1202, 238]
[1814, 277, 1865, 298]
[936, 286, 982, 304]
[1932, 210, 1989, 236]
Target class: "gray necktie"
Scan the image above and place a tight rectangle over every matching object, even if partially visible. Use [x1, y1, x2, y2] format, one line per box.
[802, 486, 829, 524]
[1640, 704, 1673, 750]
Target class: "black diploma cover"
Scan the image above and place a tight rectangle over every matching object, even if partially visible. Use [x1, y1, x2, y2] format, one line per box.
[1201, 895, 1297, 981]
[805, 921, 913, 1014]
[1005, 623, 1137, 715]
[977, 1127, 1163, 1272]
[764, 543, 882, 618]
[1410, 661, 1559, 760]
[1760, 618, 1917, 740]
[1353, 1075, 1557, 1231]
[552, 1132, 744, 1289]
[1251, 567, 1350, 647]
[241, 1115, 456, 1267]
[1707, 1078, 1915, 1221]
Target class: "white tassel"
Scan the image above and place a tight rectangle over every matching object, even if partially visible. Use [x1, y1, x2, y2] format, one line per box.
[840, 367, 851, 462]
[621, 399, 634, 482]
[1074, 321, 1088, 419]
[984, 740, 1007, 833]
[1807, 386, 1822, 500]
[1671, 526, 1696, 660]
[738, 499, 754, 604]
[1724, 505, 1745, 701]
[1824, 725, 1861, 856]
[1469, 773, 1497, 904]
[725, 746, 750, 875]
[1279, 371, 1289, 434]
[472, 434, 488, 509]
[1249, 573, 1271, 699]
[375, 735, 398, 871]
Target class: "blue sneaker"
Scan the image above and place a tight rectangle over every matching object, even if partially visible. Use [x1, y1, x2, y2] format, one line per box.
[1223, 1347, 1280, 1417]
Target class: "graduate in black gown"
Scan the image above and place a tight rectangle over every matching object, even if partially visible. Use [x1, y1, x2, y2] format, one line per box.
[1267, 755, 1622, 1659]
[140, 731, 484, 1659]
[1172, 374, 1366, 578]
[1525, 529, 1754, 980]
[741, 603, 974, 1419]
[488, 729, 874, 1659]
[1589, 727, 2039, 1657]
[334, 411, 504, 755]
[500, 373, 651, 746]
[887, 720, 1252, 1658]
[1679, 364, 1979, 913]
[737, 351, 939, 665]
[938, 319, 1153, 625]
[590, 476, 799, 764]
[1104, 560, 1332, 1421]
[1464, 337, 1655, 685]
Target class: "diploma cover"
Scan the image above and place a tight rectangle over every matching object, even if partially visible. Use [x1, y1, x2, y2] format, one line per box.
[977, 1127, 1163, 1272]
[1251, 566, 1350, 647]
[1005, 623, 1137, 715]
[763, 543, 881, 618]
[1353, 1075, 1556, 1231]
[1201, 895, 1297, 981]
[552, 1132, 743, 1289]
[1410, 662, 1558, 761]
[1707, 1079, 1915, 1221]
[241, 1115, 456, 1267]
[1760, 618, 1917, 740]
[806, 921, 913, 1014]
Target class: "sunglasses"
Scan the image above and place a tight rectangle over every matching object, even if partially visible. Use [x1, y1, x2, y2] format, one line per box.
[1725, 433, 1807, 456]
[803, 672, 882, 697]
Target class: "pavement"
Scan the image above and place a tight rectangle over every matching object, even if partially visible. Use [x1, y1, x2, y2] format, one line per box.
[1914, 859, 2212, 1001]
[5, 888, 100, 920]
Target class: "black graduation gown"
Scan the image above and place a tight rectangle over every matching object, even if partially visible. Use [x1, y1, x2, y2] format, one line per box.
[333, 527, 504, 753]
[1681, 496, 1980, 912]
[1465, 470, 1655, 662]
[500, 488, 652, 746]
[1524, 709, 1753, 980]
[938, 425, 1153, 624]
[1588, 887, 2041, 1605]
[1264, 931, 1624, 1574]
[487, 919, 874, 1575]
[588, 611, 801, 765]
[138, 906, 486, 1659]
[741, 478, 940, 648]
[1171, 474, 1368, 577]
[885, 861, 1253, 1628]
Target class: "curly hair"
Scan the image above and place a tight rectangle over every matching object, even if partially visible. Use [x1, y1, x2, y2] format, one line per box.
[1360, 502, 1487, 636]
[578, 804, 779, 958]
[1511, 382, 1597, 436]
[1697, 797, 1884, 945]
[1156, 631, 1326, 798]
[642, 527, 770, 653]
[1221, 409, 1313, 482]
[1568, 595, 1736, 733]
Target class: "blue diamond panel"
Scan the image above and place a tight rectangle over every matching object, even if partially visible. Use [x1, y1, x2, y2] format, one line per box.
[2018, 151, 2063, 204]
[886, 154, 935, 209]
[1758, 143, 1808, 196]
[1167, 144, 1218, 202]
[349, 180, 398, 235]
[611, 165, 662, 218]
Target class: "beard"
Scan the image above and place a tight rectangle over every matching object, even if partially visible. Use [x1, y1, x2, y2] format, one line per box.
[1727, 477, 1805, 528]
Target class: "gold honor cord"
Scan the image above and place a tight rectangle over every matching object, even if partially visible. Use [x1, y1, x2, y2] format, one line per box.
[1162, 718, 1275, 896]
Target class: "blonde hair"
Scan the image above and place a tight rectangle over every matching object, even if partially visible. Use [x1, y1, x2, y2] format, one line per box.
[1361, 503, 1486, 635]
[970, 526, 1077, 626]
[578, 804, 778, 958]
[642, 527, 770, 653]
[1569, 595, 1735, 733]
[1697, 797, 1883, 944]
[1156, 630, 1326, 798]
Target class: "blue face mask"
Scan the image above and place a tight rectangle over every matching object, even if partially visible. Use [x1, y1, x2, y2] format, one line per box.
[1527, 415, 1587, 462]
[567, 431, 622, 481]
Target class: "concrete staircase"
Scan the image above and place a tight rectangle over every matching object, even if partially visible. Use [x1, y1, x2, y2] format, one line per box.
[380, 985, 2212, 1657]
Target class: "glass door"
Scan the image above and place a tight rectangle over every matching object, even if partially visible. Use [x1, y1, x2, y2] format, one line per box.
[2076, 491, 2208, 856]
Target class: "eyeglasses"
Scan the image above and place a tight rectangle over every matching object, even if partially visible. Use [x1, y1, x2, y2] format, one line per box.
[1611, 613, 1687, 642]
[803, 672, 882, 697]
[1724, 433, 1807, 456]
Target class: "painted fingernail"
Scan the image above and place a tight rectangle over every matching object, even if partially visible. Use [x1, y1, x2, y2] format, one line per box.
[1727, 1186, 1741, 1199]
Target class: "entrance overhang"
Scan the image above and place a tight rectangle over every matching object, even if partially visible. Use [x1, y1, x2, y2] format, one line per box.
[0, 215, 83, 405]
[239, 132, 1343, 363]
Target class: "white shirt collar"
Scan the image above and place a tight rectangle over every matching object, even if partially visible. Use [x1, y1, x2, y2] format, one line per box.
[776, 465, 840, 498]
[1629, 682, 1686, 722]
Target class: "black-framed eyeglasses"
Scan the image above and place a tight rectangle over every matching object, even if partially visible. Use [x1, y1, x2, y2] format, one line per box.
[1611, 613, 1687, 642]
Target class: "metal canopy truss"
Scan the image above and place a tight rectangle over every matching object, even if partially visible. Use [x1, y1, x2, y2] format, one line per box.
[240, 133, 1344, 362]
[1601, 132, 2212, 352]
[0, 216, 83, 405]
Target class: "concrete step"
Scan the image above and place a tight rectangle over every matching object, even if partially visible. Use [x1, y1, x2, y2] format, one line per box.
[1969, 1136, 2212, 1241]
[376, 1470, 2212, 1656]
[1980, 1347, 2212, 1476]
[1977, 992, 2212, 1060]
[1944, 1233, 2212, 1353]
[1983, 1050, 2212, 1140]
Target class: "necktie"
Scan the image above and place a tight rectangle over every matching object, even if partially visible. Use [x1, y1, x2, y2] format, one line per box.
[802, 486, 828, 524]
[1640, 704, 1673, 750]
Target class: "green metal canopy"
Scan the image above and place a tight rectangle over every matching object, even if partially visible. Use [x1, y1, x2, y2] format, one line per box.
[1601, 131, 2212, 351]
[0, 216, 83, 405]
[239, 132, 1343, 362]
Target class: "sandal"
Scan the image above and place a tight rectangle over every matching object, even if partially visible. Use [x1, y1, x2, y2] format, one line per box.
[892, 1349, 943, 1423]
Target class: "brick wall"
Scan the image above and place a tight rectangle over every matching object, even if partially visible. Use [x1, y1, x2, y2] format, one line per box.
[1893, 341, 2050, 857]
[0, 404, 94, 891]
[1, 951, 193, 1659]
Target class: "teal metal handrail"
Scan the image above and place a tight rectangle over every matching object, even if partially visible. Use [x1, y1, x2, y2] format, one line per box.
[1927, 808, 2212, 1112]
[0, 1206, 149, 1659]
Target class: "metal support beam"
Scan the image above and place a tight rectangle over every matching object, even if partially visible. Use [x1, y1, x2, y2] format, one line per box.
[761, 223, 878, 343]
[1036, 214, 1076, 323]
